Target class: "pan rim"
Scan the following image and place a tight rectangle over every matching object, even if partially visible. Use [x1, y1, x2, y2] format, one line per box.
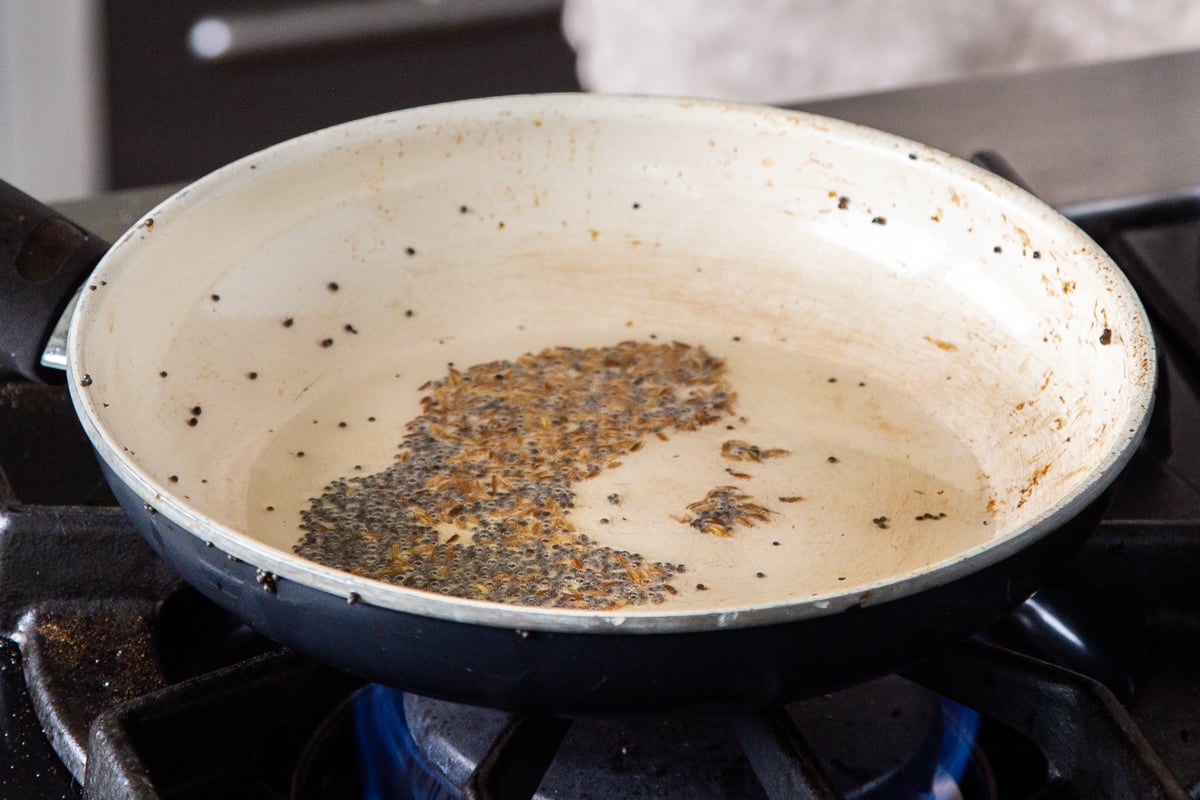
[65, 93, 1156, 634]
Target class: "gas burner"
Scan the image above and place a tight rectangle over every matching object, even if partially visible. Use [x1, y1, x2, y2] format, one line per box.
[291, 678, 994, 800]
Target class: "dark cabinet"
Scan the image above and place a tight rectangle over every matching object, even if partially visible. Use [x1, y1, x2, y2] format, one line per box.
[102, 0, 578, 188]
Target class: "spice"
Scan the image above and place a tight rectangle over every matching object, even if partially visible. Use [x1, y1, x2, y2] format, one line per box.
[296, 340, 734, 610]
[721, 440, 790, 463]
[678, 486, 774, 537]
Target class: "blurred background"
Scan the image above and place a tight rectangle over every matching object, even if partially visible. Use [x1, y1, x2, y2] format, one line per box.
[5, 0, 1200, 202]
[0, 0, 579, 200]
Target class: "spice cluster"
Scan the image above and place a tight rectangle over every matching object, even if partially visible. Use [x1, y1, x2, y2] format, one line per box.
[296, 340, 738, 609]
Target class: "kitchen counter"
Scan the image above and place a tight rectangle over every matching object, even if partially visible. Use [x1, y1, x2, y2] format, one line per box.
[802, 48, 1200, 210]
[57, 48, 1200, 237]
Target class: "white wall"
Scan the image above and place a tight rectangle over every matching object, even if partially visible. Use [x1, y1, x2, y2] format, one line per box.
[0, 0, 105, 201]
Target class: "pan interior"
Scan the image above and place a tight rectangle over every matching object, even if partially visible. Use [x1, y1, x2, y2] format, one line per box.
[68, 96, 1152, 628]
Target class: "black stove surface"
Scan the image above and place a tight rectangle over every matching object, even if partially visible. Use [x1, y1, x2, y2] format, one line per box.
[4, 179, 1200, 799]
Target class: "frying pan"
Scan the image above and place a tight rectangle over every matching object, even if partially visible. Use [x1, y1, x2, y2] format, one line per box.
[0, 95, 1153, 714]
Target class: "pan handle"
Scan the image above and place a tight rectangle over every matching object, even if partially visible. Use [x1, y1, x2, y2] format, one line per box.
[0, 179, 110, 382]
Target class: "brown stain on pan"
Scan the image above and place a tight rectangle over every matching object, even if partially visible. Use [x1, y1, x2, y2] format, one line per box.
[923, 336, 959, 352]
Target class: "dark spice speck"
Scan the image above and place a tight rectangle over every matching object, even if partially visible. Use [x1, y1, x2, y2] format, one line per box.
[321, 338, 334, 348]
[327, 282, 339, 292]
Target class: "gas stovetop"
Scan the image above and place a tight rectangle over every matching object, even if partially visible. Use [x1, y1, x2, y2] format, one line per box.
[3, 155, 1200, 799]
[9, 46, 1200, 796]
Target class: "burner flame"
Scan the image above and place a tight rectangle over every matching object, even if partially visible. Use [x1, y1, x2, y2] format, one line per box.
[353, 685, 455, 800]
[922, 699, 981, 800]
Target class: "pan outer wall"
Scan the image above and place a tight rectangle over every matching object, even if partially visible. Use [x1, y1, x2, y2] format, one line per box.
[109, 462, 1105, 714]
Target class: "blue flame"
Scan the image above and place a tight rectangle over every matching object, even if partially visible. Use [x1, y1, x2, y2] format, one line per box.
[349, 684, 980, 800]
[922, 698, 980, 800]
[354, 685, 458, 800]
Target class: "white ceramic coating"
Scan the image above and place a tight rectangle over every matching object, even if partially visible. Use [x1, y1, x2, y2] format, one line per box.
[66, 94, 1154, 633]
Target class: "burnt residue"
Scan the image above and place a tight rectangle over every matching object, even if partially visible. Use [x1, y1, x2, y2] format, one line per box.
[1099, 328, 1113, 346]
[18, 604, 167, 781]
[296, 341, 734, 610]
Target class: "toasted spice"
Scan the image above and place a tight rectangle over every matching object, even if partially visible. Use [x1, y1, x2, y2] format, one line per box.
[720, 440, 790, 462]
[295, 340, 734, 610]
[678, 486, 774, 537]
